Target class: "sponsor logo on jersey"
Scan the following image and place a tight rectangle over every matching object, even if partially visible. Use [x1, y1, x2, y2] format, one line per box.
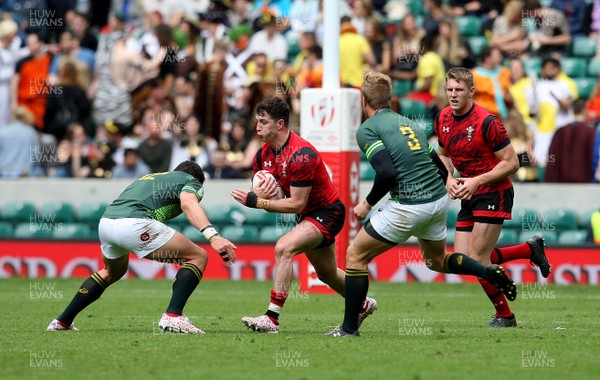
[140, 232, 150, 241]
[488, 205, 495, 210]
[442, 127, 450, 133]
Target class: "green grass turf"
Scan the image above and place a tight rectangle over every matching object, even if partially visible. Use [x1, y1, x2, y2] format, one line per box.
[1, 278, 599, 380]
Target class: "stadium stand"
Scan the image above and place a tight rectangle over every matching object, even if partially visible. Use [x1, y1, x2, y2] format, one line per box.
[1, 202, 37, 224]
[571, 37, 597, 58]
[561, 57, 587, 78]
[360, 161, 376, 181]
[53, 223, 91, 240]
[244, 208, 278, 226]
[221, 225, 260, 242]
[454, 16, 481, 37]
[399, 98, 428, 118]
[39, 202, 75, 224]
[0, 1, 597, 249]
[76, 202, 107, 228]
[543, 208, 579, 231]
[0, 221, 13, 238]
[558, 230, 588, 245]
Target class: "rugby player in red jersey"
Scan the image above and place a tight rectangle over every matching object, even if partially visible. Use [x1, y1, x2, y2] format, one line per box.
[435, 68, 551, 327]
[231, 97, 376, 333]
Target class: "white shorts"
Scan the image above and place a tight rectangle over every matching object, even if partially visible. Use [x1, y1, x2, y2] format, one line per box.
[368, 195, 449, 244]
[98, 218, 177, 260]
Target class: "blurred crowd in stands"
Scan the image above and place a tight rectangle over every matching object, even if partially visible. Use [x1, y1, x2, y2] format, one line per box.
[0, 0, 599, 183]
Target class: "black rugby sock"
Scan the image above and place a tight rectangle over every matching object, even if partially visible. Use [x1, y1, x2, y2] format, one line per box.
[58, 272, 108, 326]
[341, 268, 369, 334]
[444, 253, 487, 278]
[166, 263, 202, 315]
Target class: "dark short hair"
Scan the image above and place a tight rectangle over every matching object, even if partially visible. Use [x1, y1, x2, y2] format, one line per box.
[27, 31, 45, 43]
[174, 160, 206, 184]
[523, 0, 541, 12]
[541, 57, 561, 69]
[123, 148, 139, 157]
[308, 45, 322, 60]
[480, 45, 498, 61]
[256, 97, 290, 127]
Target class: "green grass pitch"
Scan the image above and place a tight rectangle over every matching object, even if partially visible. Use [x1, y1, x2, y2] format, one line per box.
[1, 278, 599, 380]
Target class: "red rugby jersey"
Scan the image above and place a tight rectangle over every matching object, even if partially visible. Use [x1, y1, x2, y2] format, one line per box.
[252, 131, 340, 214]
[434, 103, 513, 194]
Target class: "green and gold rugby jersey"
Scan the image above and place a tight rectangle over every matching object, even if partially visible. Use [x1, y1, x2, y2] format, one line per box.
[102, 171, 204, 222]
[357, 108, 446, 205]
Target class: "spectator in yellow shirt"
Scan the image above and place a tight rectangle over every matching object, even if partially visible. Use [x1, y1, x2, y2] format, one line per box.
[408, 34, 445, 105]
[339, 16, 375, 88]
[508, 57, 533, 125]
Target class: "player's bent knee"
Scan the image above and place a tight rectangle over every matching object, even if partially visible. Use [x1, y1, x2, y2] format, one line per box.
[186, 247, 208, 267]
[274, 242, 294, 261]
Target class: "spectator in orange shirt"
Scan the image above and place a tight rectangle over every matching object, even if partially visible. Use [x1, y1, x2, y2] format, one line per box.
[296, 45, 324, 89]
[14, 32, 53, 131]
[471, 46, 513, 119]
[585, 76, 600, 124]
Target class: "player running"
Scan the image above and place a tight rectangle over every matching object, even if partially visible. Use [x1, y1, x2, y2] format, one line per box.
[436, 67, 551, 327]
[231, 97, 377, 333]
[47, 161, 237, 334]
[327, 72, 517, 337]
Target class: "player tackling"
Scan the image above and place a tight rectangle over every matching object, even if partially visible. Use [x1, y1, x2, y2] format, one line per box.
[47, 161, 237, 334]
[231, 97, 376, 333]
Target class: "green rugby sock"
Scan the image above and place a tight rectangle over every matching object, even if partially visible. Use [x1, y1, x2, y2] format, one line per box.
[341, 268, 369, 334]
[58, 272, 108, 326]
[166, 264, 202, 315]
[444, 253, 487, 278]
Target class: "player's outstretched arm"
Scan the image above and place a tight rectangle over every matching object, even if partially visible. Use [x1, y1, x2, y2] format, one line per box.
[180, 192, 237, 264]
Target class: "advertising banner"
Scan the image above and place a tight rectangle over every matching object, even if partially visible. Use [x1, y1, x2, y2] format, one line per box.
[2, 242, 599, 285]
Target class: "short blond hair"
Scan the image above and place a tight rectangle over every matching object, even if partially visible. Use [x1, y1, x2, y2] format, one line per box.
[0, 19, 17, 40]
[446, 67, 474, 88]
[504, 0, 524, 24]
[361, 72, 392, 110]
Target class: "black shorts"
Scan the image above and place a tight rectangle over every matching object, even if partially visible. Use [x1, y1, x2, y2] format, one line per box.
[299, 200, 346, 249]
[456, 187, 514, 232]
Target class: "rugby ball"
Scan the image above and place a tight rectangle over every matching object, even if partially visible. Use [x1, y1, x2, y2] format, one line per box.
[252, 170, 284, 200]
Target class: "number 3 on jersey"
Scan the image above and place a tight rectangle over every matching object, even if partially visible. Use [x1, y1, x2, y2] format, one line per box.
[400, 126, 421, 151]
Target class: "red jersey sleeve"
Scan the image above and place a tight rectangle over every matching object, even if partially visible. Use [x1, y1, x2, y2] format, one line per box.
[433, 112, 444, 148]
[483, 117, 510, 152]
[251, 146, 263, 172]
[289, 147, 318, 187]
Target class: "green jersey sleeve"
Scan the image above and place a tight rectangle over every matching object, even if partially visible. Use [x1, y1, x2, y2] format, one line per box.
[181, 178, 205, 202]
[357, 123, 385, 160]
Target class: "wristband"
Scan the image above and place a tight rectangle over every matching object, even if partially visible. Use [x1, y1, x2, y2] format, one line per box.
[200, 224, 219, 241]
[245, 191, 271, 210]
[246, 191, 258, 208]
